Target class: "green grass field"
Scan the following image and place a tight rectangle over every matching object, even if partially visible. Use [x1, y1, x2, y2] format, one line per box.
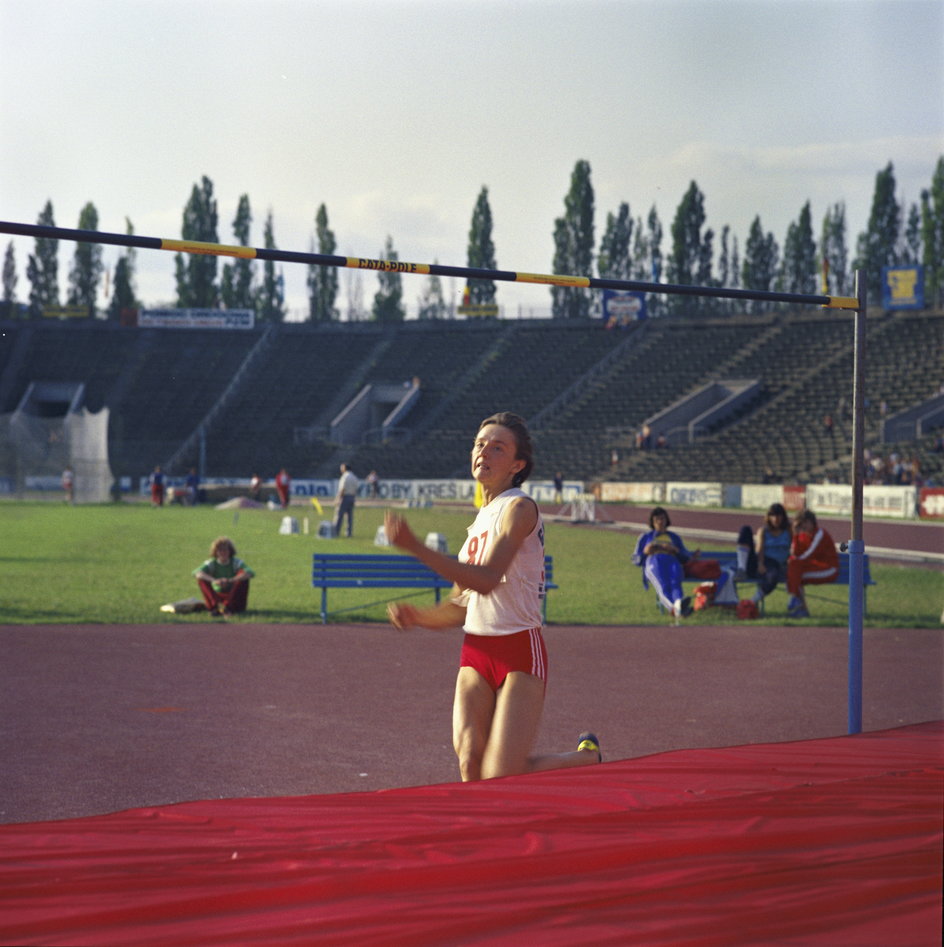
[1, 500, 939, 627]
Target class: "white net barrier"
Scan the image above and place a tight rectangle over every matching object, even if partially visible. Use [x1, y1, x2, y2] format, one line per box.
[0, 408, 113, 502]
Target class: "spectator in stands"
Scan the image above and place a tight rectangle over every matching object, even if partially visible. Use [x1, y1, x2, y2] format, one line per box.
[632, 507, 694, 618]
[786, 510, 838, 619]
[62, 466, 74, 504]
[334, 463, 359, 537]
[383, 410, 601, 782]
[193, 536, 254, 618]
[149, 466, 165, 507]
[655, 432, 668, 449]
[734, 503, 792, 605]
[248, 473, 263, 502]
[275, 468, 291, 508]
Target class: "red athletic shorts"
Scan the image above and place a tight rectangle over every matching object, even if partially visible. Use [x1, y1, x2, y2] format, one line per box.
[460, 628, 548, 692]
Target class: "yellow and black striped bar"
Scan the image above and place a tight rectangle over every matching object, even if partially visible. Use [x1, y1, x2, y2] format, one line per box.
[0, 220, 861, 310]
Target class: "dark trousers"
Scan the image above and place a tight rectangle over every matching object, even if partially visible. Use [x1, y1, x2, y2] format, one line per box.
[737, 526, 784, 596]
[335, 495, 355, 537]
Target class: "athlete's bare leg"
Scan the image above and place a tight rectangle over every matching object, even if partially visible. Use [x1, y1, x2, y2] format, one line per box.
[483, 672, 600, 779]
[452, 667, 495, 782]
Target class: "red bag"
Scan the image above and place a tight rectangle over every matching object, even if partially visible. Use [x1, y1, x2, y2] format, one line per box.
[684, 558, 722, 580]
[693, 582, 716, 611]
[736, 599, 759, 620]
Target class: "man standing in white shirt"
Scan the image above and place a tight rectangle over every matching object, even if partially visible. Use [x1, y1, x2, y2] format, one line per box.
[334, 463, 359, 537]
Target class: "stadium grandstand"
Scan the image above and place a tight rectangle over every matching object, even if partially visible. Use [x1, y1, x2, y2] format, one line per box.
[0, 307, 941, 493]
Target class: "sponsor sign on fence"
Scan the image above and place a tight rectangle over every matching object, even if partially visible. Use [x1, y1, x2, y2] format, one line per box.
[599, 482, 665, 504]
[806, 484, 918, 518]
[665, 482, 723, 507]
[139, 309, 255, 330]
[918, 487, 944, 519]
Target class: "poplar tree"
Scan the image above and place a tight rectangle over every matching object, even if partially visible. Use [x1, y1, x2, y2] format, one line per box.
[632, 205, 664, 316]
[67, 202, 103, 317]
[2, 241, 17, 318]
[467, 187, 496, 305]
[256, 211, 286, 323]
[551, 160, 594, 318]
[417, 266, 448, 320]
[821, 202, 849, 295]
[901, 202, 921, 265]
[780, 201, 817, 296]
[550, 217, 570, 319]
[855, 162, 901, 300]
[598, 203, 632, 280]
[667, 181, 710, 313]
[742, 216, 779, 311]
[221, 195, 254, 310]
[26, 200, 59, 318]
[306, 204, 338, 322]
[921, 157, 944, 307]
[372, 235, 404, 322]
[718, 225, 738, 313]
[175, 175, 219, 308]
[108, 218, 139, 321]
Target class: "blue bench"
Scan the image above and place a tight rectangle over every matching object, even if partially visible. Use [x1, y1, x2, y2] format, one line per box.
[673, 550, 876, 614]
[312, 553, 558, 624]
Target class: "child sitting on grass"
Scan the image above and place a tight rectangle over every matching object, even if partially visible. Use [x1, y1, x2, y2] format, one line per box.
[192, 536, 254, 617]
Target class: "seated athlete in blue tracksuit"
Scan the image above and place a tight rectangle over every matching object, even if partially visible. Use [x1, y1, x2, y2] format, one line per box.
[632, 507, 695, 618]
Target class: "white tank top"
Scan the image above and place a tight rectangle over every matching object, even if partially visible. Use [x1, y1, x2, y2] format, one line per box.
[457, 488, 546, 636]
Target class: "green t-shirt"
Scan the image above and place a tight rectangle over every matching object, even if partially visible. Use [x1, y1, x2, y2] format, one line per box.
[193, 556, 255, 580]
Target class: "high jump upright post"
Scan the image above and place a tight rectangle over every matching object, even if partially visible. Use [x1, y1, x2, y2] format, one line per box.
[846, 269, 867, 735]
[0, 219, 869, 733]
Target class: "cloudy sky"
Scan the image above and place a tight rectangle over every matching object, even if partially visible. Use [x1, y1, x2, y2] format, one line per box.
[1, 0, 941, 318]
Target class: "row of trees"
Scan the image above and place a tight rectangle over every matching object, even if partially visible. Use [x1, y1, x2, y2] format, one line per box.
[550, 157, 944, 318]
[4, 157, 942, 322]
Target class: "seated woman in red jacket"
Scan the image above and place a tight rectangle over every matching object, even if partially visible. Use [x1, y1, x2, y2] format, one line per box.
[786, 510, 838, 618]
[192, 536, 255, 617]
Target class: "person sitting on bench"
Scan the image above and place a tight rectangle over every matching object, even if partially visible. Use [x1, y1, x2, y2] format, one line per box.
[734, 502, 793, 606]
[786, 510, 838, 619]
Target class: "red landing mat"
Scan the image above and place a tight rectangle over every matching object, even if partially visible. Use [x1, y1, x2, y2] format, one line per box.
[1, 722, 941, 946]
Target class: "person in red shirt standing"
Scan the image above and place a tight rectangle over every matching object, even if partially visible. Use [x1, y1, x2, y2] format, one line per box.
[149, 466, 165, 507]
[786, 510, 838, 618]
[275, 468, 291, 508]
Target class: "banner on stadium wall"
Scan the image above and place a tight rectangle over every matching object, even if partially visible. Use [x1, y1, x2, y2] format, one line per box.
[149, 477, 584, 504]
[290, 478, 583, 505]
[881, 266, 924, 310]
[783, 485, 807, 512]
[602, 290, 646, 328]
[665, 482, 723, 507]
[139, 309, 255, 330]
[599, 482, 665, 504]
[918, 487, 944, 519]
[806, 484, 917, 518]
[741, 485, 785, 510]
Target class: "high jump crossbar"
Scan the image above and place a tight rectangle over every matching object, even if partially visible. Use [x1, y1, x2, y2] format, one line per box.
[0, 218, 868, 733]
[0, 220, 861, 310]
